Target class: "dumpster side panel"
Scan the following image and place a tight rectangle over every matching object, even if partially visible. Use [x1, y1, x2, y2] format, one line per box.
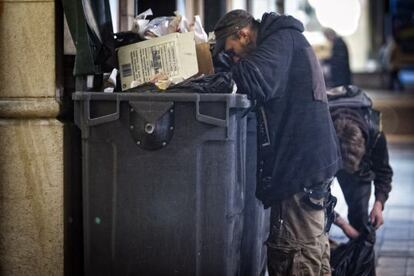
[240, 113, 270, 276]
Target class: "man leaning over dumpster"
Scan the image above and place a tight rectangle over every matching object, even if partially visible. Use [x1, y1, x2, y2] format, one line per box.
[213, 10, 342, 276]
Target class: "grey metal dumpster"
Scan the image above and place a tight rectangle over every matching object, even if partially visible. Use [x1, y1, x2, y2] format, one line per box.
[240, 113, 270, 276]
[74, 92, 262, 276]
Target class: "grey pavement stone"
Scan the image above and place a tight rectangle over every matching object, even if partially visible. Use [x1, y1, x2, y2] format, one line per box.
[387, 208, 413, 221]
[375, 145, 414, 275]
[407, 258, 414, 276]
[376, 257, 407, 276]
[380, 239, 410, 252]
[383, 226, 411, 240]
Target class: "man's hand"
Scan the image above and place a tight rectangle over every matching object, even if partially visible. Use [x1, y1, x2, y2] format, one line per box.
[335, 215, 360, 239]
[370, 201, 384, 229]
[213, 51, 235, 73]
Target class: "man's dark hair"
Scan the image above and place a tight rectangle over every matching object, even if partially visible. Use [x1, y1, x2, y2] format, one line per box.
[323, 28, 337, 41]
[228, 19, 259, 41]
[213, 9, 259, 55]
[333, 118, 366, 173]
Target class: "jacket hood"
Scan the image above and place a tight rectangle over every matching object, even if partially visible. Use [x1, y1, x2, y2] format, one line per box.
[258, 13, 304, 43]
[327, 85, 373, 108]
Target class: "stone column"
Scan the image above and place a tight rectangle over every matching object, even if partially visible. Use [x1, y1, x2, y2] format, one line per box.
[0, 0, 63, 275]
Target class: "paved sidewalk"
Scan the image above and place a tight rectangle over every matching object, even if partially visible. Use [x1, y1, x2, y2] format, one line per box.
[330, 143, 414, 276]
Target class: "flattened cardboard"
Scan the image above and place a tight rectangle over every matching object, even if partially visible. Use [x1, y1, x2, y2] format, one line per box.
[118, 32, 198, 91]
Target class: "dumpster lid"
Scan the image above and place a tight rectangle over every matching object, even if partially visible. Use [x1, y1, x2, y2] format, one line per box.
[72, 92, 251, 109]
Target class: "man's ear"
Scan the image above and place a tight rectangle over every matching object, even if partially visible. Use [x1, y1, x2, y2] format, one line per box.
[238, 28, 250, 43]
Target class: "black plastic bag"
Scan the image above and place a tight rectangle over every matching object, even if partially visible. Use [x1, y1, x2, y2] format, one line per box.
[124, 73, 236, 94]
[169, 72, 236, 94]
[114, 32, 143, 49]
[331, 224, 376, 276]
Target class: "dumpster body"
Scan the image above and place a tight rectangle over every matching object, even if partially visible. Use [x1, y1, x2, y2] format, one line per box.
[240, 113, 270, 276]
[74, 92, 264, 275]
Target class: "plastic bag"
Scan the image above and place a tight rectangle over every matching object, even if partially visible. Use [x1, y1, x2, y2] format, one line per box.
[103, 68, 118, 93]
[132, 10, 208, 43]
[179, 15, 190, 33]
[331, 224, 376, 276]
[169, 72, 236, 94]
[192, 15, 208, 44]
[131, 8, 153, 38]
[143, 16, 177, 39]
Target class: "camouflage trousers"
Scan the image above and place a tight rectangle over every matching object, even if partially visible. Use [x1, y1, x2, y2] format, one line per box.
[267, 192, 331, 276]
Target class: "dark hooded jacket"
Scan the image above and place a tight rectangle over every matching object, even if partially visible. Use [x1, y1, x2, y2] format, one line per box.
[331, 107, 393, 206]
[231, 13, 342, 207]
[328, 85, 393, 206]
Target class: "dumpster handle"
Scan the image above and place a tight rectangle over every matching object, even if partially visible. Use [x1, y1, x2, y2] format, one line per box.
[84, 94, 120, 126]
[195, 94, 228, 128]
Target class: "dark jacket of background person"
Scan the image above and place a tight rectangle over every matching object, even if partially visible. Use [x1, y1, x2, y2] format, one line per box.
[331, 107, 393, 206]
[229, 13, 342, 207]
[323, 36, 352, 88]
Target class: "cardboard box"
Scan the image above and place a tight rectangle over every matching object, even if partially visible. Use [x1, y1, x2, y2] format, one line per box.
[117, 32, 199, 91]
[196, 43, 214, 75]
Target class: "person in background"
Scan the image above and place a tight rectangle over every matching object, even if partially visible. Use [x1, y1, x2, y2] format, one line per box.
[379, 36, 414, 91]
[328, 85, 393, 235]
[213, 10, 341, 276]
[322, 28, 352, 88]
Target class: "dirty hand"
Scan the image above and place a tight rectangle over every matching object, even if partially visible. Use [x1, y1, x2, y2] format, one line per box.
[335, 215, 360, 239]
[369, 201, 384, 229]
[213, 51, 235, 72]
[342, 223, 360, 239]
